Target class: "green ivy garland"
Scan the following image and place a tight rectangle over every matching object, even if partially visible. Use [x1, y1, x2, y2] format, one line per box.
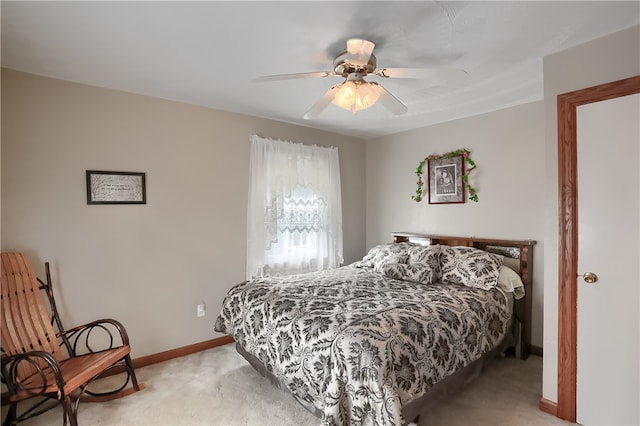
[411, 149, 478, 202]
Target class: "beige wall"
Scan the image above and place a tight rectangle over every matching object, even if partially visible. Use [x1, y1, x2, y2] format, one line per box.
[541, 25, 640, 403]
[0, 69, 366, 357]
[365, 101, 546, 347]
[3, 24, 637, 383]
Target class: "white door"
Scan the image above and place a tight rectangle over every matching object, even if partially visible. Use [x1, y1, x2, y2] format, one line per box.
[576, 93, 639, 425]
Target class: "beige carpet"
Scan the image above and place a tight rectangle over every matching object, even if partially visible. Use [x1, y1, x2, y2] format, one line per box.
[3, 344, 574, 426]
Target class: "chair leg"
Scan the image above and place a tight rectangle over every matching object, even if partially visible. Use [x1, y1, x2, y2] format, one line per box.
[61, 396, 78, 426]
[2, 403, 17, 426]
[124, 354, 141, 391]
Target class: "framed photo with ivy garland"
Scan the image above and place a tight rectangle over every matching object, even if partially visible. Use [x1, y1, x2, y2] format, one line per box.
[411, 149, 478, 203]
[428, 154, 465, 204]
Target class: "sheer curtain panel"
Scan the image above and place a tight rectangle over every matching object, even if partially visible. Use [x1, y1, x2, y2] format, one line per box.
[247, 135, 343, 279]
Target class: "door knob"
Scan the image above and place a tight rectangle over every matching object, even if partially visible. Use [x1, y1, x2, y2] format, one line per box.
[581, 272, 598, 284]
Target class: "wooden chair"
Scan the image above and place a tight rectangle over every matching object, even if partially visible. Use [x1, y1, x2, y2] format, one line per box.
[1, 252, 144, 426]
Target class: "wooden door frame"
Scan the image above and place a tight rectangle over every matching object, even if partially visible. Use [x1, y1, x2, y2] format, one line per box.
[556, 75, 640, 421]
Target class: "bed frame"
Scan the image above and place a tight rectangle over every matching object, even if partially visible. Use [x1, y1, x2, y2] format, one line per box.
[392, 232, 536, 360]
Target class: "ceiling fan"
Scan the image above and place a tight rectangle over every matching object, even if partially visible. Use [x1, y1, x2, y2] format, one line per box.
[254, 38, 468, 120]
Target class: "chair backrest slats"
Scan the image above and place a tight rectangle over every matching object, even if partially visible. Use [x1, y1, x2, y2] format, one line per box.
[1, 253, 63, 379]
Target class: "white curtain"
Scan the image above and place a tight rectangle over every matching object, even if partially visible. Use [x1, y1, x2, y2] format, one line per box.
[246, 135, 343, 279]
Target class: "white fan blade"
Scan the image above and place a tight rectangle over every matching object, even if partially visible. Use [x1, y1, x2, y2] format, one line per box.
[347, 38, 375, 67]
[375, 67, 468, 81]
[254, 71, 336, 82]
[304, 85, 341, 120]
[370, 83, 408, 115]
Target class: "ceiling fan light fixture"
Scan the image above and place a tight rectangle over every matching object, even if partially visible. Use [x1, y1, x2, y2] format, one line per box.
[332, 80, 380, 114]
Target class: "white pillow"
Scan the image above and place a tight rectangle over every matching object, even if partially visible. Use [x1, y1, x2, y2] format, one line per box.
[497, 265, 526, 299]
[502, 257, 521, 273]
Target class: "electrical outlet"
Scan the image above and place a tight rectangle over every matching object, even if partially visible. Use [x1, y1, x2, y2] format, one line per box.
[196, 302, 206, 317]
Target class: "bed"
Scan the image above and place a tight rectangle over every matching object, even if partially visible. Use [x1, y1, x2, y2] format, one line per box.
[214, 233, 535, 426]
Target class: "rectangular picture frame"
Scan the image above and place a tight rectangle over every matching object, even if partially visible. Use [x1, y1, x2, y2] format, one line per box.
[86, 170, 146, 205]
[427, 154, 465, 204]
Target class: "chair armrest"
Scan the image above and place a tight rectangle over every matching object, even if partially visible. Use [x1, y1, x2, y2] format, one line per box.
[59, 319, 131, 357]
[1, 351, 65, 398]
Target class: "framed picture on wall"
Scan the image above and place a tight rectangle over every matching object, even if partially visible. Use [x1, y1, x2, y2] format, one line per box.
[427, 154, 465, 204]
[86, 170, 146, 204]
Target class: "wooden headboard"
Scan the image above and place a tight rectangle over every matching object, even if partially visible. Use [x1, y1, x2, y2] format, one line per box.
[392, 232, 536, 359]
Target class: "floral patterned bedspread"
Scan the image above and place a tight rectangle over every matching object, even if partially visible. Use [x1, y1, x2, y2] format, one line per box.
[214, 265, 511, 426]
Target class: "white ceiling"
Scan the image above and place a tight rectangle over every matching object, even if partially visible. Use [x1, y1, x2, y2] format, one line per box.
[2, 1, 638, 139]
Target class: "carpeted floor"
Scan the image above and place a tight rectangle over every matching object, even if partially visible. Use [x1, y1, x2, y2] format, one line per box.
[3, 344, 574, 426]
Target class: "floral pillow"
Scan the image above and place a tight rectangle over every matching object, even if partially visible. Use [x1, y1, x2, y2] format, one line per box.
[373, 253, 408, 273]
[406, 244, 442, 279]
[440, 246, 504, 290]
[354, 242, 413, 269]
[380, 262, 437, 285]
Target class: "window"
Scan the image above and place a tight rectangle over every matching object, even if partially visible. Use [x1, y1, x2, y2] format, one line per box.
[246, 135, 343, 279]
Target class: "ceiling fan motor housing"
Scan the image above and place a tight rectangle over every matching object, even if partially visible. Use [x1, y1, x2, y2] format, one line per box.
[333, 52, 377, 77]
